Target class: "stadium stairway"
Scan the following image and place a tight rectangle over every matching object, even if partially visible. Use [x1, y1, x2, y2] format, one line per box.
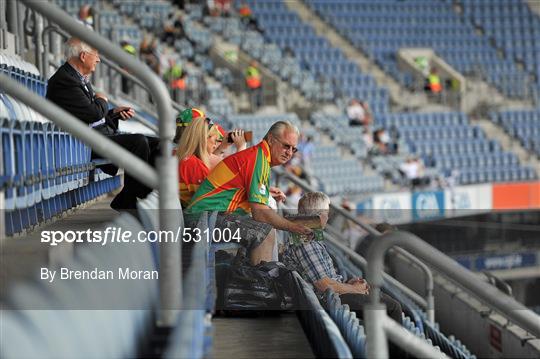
[211, 315, 315, 358]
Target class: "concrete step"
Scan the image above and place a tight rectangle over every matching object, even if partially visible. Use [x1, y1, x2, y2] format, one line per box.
[0, 197, 119, 298]
[527, 0, 540, 17]
[212, 314, 314, 359]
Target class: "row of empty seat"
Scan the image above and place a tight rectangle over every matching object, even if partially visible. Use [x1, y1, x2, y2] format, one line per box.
[306, 0, 533, 99]
[460, 0, 540, 92]
[1, 54, 120, 236]
[246, 0, 390, 110]
[490, 109, 540, 157]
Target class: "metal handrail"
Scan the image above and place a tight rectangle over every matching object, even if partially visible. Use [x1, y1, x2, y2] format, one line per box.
[325, 234, 428, 309]
[483, 271, 513, 297]
[274, 167, 434, 314]
[0, 73, 158, 188]
[365, 231, 540, 358]
[19, 0, 181, 327]
[391, 247, 435, 323]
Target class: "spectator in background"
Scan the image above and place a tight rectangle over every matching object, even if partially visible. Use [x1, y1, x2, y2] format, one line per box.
[425, 67, 442, 94]
[163, 58, 186, 103]
[161, 13, 185, 47]
[347, 99, 372, 128]
[245, 61, 263, 111]
[120, 40, 136, 95]
[210, 124, 247, 168]
[77, 4, 94, 29]
[238, 2, 259, 31]
[372, 128, 390, 155]
[205, 0, 232, 17]
[399, 156, 430, 188]
[140, 36, 161, 75]
[215, 0, 233, 16]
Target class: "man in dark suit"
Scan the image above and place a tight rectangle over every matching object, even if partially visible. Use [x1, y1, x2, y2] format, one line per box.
[46, 37, 158, 210]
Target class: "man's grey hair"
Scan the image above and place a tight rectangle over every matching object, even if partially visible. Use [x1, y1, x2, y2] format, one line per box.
[64, 37, 94, 60]
[264, 121, 300, 141]
[298, 192, 330, 215]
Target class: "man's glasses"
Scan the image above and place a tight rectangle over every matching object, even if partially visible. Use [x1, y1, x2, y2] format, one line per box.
[84, 51, 100, 59]
[273, 136, 298, 154]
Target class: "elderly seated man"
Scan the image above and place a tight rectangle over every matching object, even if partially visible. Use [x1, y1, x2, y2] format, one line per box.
[281, 192, 403, 323]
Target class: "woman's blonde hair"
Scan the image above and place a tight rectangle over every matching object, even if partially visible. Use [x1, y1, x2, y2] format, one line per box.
[177, 117, 212, 166]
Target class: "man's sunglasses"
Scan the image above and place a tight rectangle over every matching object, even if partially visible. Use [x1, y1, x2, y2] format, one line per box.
[273, 136, 298, 154]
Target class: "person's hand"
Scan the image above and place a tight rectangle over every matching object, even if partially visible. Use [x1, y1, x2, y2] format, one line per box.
[95, 92, 108, 102]
[269, 186, 286, 203]
[230, 129, 247, 151]
[214, 140, 232, 157]
[349, 278, 370, 294]
[113, 106, 135, 120]
[288, 222, 312, 236]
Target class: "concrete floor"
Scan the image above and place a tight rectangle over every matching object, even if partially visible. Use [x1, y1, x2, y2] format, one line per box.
[0, 196, 118, 297]
[212, 313, 314, 359]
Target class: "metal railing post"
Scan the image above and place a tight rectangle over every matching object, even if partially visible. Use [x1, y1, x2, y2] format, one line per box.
[365, 230, 540, 358]
[0, 74, 158, 188]
[274, 167, 435, 310]
[391, 247, 435, 323]
[20, 0, 181, 327]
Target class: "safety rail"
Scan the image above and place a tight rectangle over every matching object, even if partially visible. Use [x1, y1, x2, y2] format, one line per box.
[40, 24, 177, 133]
[365, 231, 540, 358]
[274, 166, 540, 357]
[274, 167, 434, 313]
[325, 236, 476, 359]
[4, 0, 181, 327]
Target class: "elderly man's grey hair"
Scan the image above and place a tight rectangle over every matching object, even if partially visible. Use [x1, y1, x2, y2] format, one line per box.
[298, 192, 330, 215]
[263, 121, 299, 141]
[64, 37, 95, 60]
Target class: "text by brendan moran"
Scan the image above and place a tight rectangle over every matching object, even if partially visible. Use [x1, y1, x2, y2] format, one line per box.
[40, 267, 158, 283]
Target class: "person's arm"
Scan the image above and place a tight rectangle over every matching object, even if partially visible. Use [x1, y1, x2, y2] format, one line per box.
[314, 277, 370, 295]
[250, 202, 311, 234]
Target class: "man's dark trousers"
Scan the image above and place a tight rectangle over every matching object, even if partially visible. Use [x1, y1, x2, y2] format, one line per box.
[92, 134, 160, 209]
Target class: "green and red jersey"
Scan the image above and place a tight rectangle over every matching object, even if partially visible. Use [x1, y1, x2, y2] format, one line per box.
[178, 155, 210, 207]
[188, 140, 271, 214]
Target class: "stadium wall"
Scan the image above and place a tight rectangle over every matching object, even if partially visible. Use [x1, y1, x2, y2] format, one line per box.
[356, 181, 540, 224]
